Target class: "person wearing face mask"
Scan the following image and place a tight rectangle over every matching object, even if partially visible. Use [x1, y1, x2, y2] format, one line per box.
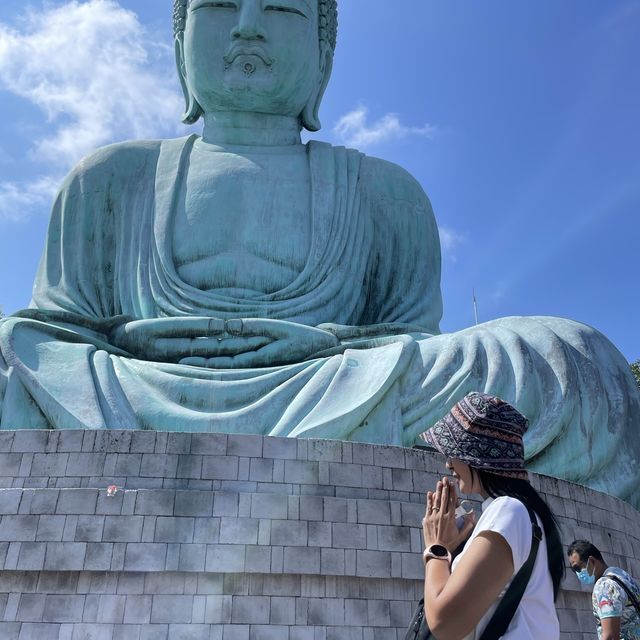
[568, 540, 640, 640]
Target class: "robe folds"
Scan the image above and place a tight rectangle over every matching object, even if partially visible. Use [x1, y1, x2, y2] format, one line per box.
[1, 136, 638, 507]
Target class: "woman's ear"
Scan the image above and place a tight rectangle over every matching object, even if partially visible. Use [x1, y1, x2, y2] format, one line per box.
[301, 44, 333, 132]
[175, 36, 204, 125]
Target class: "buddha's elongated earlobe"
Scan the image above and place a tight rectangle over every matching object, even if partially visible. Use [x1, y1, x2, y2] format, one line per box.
[175, 37, 204, 125]
[301, 45, 333, 132]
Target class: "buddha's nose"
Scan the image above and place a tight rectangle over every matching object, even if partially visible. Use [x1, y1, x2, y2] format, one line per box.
[230, 3, 267, 42]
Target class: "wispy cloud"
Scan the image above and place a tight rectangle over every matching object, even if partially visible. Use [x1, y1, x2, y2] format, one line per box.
[438, 225, 466, 262]
[0, 0, 185, 220]
[332, 105, 437, 148]
[0, 176, 59, 222]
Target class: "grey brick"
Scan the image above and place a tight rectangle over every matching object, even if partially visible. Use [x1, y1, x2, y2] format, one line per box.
[377, 525, 411, 552]
[176, 455, 203, 479]
[174, 491, 212, 517]
[320, 548, 345, 575]
[231, 595, 269, 624]
[140, 624, 169, 640]
[155, 517, 194, 543]
[16, 593, 46, 622]
[299, 496, 324, 522]
[356, 550, 391, 578]
[308, 521, 331, 547]
[250, 494, 288, 520]
[332, 523, 366, 549]
[357, 500, 391, 525]
[85, 543, 114, 570]
[130, 431, 157, 454]
[151, 595, 193, 624]
[123, 543, 167, 571]
[0, 489, 23, 514]
[94, 431, 132, 454]
[42, 594, 85, 622]
[178, 543, 207, 571]
[31, 453, 69, 476]
[123, 595, 152, 623]
[16, 542, 46, 570]
[373, 446, 406, 469]
[219, 518, 258, 545]
[117, 573, 145, 595]
[75, 515, 105, 542]
[284, 460, 319, 484]
[308, 598, 344, 625]
[323, 498, 347, 523]
[36, 571, 79, 594]
[35, 514, 66, 543]
[114, 454, 142, 476]
[96, 595, 126, 623]
[283, 547, 320, 574]
[268, 519, 307, 546]
[167, 625, 209, 640]
[226, 435, 263, 458]
[16, 622, 61, 640]
[213, 493, 238, 517]
[205, 544, 245, 572]
[193, 517, 220, 544]
[44, 542, 86, 570]
[28, 490, 60, 515]
[140, 454, 178, 478]
[104, 516, 144, 542]
[66, 453, 106, 476]
[248, 458, 274, 482]
[166, 432, 191, 454]
[56, 489, 98, 515]
[11, 430, 49, 453]
[244, 545, 271, 573]
[263, 437, 297, 460]
[202, 456, 239, 481]
[0, 515, 38, 541]
[56, 430, 84, 452]
[0, 454, 22, 477]
[112, 626, 141, 640]
[134, 491, 175, 516]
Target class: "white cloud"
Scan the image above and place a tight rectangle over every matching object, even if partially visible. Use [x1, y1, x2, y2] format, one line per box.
[0, 0, 185, 220]
[332, 105, 437, 148]
[0, 176, 60, 222]
[438, 225, 465, 262]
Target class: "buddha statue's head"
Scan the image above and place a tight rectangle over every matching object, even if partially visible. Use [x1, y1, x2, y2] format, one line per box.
[173, 0, 337, 132]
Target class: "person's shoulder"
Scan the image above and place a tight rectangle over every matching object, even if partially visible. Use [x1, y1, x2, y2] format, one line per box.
[485, 495, 529, 519]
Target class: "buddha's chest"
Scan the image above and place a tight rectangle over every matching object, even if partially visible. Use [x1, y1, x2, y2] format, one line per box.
[172, 149, 312, 294]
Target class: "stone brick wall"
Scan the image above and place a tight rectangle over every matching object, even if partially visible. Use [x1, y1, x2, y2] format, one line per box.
[0, 430, 638, 639]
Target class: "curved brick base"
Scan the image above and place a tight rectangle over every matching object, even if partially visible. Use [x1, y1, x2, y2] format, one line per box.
[0, 430, 638, 639]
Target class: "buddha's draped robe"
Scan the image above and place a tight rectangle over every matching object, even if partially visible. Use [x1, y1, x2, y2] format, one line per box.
[1, 136, 638, 506]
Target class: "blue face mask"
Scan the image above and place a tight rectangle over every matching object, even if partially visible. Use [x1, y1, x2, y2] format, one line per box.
[576, 559, 596, 586]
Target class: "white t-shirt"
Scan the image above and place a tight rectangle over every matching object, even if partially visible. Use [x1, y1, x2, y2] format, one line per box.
[451, 496, 560, 640]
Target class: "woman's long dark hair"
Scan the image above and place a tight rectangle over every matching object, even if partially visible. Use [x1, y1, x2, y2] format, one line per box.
[475, 469, 565, 600]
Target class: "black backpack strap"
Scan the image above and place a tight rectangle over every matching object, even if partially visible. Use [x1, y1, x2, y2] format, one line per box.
[478, 504, 542, 640]
[605, 574, 640, 618]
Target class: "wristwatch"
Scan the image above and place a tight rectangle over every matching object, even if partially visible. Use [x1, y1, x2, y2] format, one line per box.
[423, 544, 452, 565]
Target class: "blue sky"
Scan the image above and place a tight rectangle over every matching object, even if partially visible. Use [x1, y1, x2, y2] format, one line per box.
[0, 0, 638, 362]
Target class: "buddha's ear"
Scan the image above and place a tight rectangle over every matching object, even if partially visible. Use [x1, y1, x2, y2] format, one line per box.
[175, 36, 204, 125]
[301, 44, 333, 132]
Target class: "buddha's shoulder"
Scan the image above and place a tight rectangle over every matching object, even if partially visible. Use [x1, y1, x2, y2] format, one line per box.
[62, 138, 177, 187]
[358, 153, 432, 212]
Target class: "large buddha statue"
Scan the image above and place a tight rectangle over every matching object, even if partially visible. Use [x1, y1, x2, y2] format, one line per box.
[1, 0, 638, 506]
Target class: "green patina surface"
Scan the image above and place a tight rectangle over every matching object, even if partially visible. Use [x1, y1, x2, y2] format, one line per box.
[1, 0, 638, 506]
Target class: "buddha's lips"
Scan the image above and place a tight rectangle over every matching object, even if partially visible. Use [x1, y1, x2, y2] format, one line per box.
[223, 47, 274, 67]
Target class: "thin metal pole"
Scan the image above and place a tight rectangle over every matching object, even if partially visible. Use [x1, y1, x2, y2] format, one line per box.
[473, 289, 479, 326]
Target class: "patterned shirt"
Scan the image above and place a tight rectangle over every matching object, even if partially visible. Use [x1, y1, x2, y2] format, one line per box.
[592, 567, 640, 640]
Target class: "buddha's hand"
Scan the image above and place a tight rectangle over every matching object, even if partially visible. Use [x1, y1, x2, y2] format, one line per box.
[109, 317, 338, 368]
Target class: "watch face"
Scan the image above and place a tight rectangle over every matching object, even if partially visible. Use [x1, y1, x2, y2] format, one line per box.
[430, 545, 449, 557]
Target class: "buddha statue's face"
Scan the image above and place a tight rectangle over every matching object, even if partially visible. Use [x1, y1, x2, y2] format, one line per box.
[177, 0, 331, 129]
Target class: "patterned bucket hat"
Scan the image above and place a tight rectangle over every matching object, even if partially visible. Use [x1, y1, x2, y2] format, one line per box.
[419, 392, 529, 480]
